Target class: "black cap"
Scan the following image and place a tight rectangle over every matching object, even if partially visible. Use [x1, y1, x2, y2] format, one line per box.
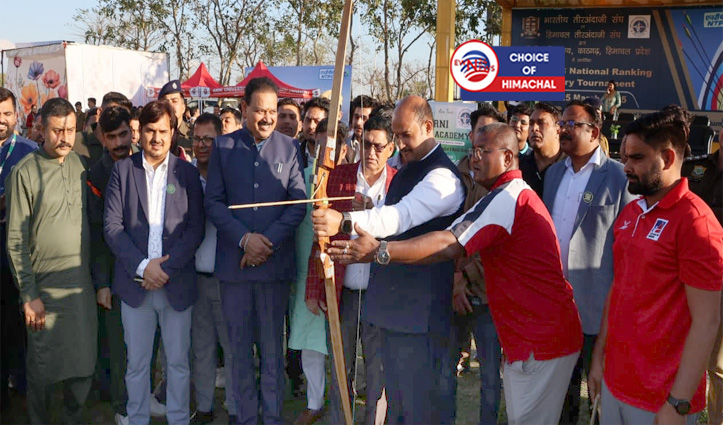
[583, 96, 602, 110]
[158, 80, 183, 99]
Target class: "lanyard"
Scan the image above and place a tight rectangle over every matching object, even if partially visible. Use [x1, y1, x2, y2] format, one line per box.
[0, 134, 17, 176]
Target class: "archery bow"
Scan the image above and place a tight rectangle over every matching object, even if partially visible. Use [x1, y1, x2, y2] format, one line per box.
[313, 0, 355, 423]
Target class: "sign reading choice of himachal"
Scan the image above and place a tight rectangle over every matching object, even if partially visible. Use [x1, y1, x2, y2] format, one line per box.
[451, 40, 566, 101]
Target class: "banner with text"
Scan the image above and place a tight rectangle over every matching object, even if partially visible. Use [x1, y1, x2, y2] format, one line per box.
[456, 44, 566, 101]
[511, 6, 723, 111]
[430, 101, 476, 164]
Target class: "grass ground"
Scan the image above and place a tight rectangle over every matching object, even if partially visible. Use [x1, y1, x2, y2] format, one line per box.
[0, 356, 708, 424]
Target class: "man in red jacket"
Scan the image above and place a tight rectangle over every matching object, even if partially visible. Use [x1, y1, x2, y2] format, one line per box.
[305, 114, 397, 425]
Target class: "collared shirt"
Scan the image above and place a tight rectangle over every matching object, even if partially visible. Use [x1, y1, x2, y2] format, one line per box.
[449, 170, 582, 362]
[193, 164, 218, 273]
[344, 163, 388, 290]
[135, 152, 170, 277]
[519, 142, 530, 156]
[551, 146, 604, 277]
[605, 178, 723, 413]
[349, 144, 465, 238]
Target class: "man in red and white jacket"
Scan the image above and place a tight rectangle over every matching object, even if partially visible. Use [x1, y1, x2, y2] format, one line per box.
[330, 123, 583, 425]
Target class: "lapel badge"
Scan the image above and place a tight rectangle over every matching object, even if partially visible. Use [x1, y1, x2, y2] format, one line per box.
[167, 183, 176, 194]
[690, 165, 706, 179]
[583, 191, 593, 203]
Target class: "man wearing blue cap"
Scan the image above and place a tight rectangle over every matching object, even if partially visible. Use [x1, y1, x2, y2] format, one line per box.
[159, 80, 192, 159]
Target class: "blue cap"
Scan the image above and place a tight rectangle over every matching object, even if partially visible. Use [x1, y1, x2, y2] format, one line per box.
[158, 80, 183, 99]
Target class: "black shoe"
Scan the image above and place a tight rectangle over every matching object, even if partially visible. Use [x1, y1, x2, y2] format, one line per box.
[228, 415, 238, 425]
[190, 410, 214, 424]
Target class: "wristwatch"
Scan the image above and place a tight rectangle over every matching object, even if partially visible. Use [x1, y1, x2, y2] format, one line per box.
[341, 212, 353, 235]
[375, 241, 391, 265]
[667, 394, 691, 416]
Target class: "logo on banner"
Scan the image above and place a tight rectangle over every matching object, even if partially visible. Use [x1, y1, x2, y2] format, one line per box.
[521, 17, 541, 39]
[457, 108, 472, 129]
[628, 15, 651, 39]
[450, 40, 499, 92]
[646, 218, 669, 241]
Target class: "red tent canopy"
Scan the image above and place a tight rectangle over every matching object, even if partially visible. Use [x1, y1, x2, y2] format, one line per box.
[211, 61, 317, 99]
[182, 62, 223, 91]
[147, 63, 223, 98]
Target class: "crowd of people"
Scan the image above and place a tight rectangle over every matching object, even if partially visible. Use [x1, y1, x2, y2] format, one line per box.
[0, 70, 720, 425]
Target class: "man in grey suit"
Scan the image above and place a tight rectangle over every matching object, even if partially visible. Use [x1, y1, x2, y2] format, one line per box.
[543, 100, 635, 425]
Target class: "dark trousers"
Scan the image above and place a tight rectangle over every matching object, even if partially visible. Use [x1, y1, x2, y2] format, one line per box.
[453, 304, 501, 425]
[0, 264, 26, 411]
[381, 328, 455, 425]
[328, 288, 384, 425]
[222, 281, 289, 425]
[561, 333, 597, 425]
[27, 375, 93, 425]
[97, 295, 127, 415]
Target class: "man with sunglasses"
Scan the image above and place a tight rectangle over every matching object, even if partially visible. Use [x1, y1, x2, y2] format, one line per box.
[543, 100, 634, 425]
[304, 114, 397, 425]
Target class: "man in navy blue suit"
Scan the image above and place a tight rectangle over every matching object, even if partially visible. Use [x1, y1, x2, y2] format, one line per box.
[104, 100, 204, 425]
[205, 77, 306, 425]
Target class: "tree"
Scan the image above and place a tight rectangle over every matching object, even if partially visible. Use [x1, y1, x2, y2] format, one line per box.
[360, 0, 433, 101]
[70, 7, 119, 46]
[275, 0, 345, 66]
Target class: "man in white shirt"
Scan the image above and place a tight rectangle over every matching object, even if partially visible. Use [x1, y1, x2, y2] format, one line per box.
[312, 96, 465, 425]
[305, 114, 397, 425]
[189, 113, 238, 424]
[542, 100, 634, 425]
[104, 100, 205, 425]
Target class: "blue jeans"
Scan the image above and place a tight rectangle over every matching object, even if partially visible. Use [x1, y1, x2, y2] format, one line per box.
[474, 305, 501, 425]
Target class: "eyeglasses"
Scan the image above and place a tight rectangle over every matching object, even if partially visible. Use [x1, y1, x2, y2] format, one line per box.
[509, 116, 529, 126]
[557, 120, 595, 130]
[192, 135, 214, 146]
[468, 147, 509, 160]
[363, 140, 391, 153]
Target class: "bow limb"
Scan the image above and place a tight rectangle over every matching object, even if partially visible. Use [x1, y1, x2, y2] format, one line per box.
[313, 0, 354, 423]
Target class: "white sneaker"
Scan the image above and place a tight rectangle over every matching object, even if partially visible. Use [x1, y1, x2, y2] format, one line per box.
[150, 394, 167, 417]
[215, 367, 226, 389]
[114, 413, 130, 425]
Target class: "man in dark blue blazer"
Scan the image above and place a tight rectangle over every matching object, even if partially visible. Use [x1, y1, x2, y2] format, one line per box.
[205, 77, 306, 425]
[104, 100, 204, 425]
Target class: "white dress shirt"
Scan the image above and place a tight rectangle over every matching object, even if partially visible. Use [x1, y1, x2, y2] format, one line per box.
[551, 146, 604, 278]
[136, 152, 170, 277]
[193, 166, 217, 273]
[344, 164, 388, 290]
[349, 144, 465, 238]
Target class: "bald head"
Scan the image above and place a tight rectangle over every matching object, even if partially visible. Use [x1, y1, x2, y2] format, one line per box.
[470, 122, 519, 188]
[395, 95, 433, 128]
[478, 123, 518, 154]
[392, 95, 436, 164]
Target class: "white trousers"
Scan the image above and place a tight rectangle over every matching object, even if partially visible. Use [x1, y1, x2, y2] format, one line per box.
[503, 351, 579, 425]
[301, 349, 326, 410]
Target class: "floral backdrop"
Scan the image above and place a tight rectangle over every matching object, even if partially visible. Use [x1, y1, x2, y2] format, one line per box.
[6, 52, 67, 128]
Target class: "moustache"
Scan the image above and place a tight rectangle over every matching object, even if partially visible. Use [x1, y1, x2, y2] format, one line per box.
[112, 145, 130, 153]
[57, 142, 72, 149]
[625, 174, 639, 181]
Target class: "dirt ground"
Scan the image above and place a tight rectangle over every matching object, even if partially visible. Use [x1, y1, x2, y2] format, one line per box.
[0, 355, 708, 424]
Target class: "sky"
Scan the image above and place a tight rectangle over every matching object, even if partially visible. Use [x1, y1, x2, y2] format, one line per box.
[0, 0, 98, 47]
[0, 0, 438, 98]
